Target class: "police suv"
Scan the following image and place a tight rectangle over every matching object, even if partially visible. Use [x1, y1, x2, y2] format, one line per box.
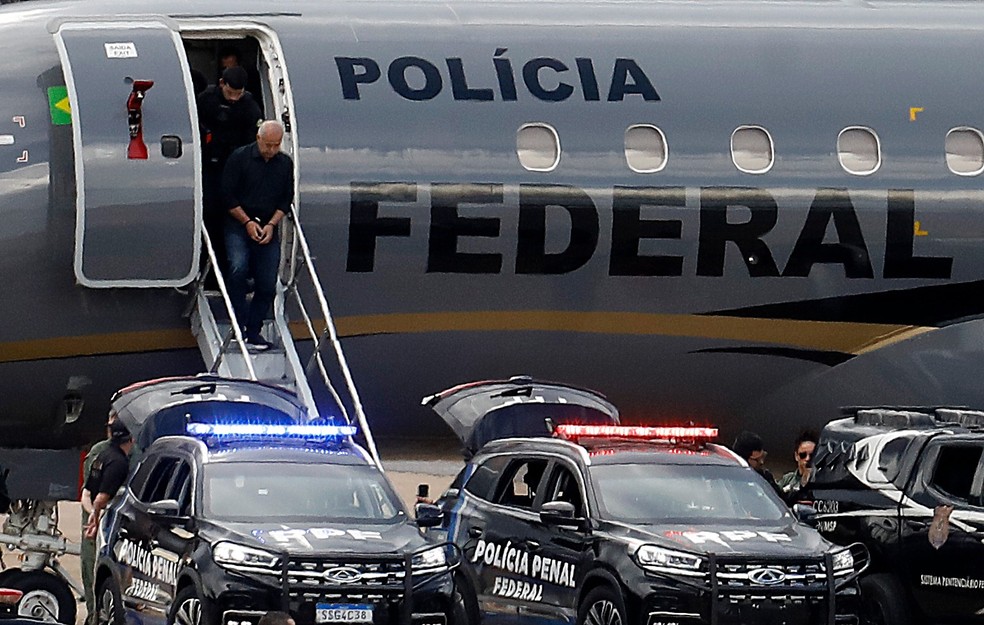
[93, 376, 460, 625]
[422, 377, 867, 625]
[811, 406, 984, 625]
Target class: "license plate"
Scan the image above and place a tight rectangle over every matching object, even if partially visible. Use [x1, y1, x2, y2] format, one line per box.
[316, 604, 374, 623]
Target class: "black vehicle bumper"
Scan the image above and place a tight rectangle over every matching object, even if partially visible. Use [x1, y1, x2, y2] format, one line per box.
[198, 555, 456, 625]
[622, 557, 861, 625]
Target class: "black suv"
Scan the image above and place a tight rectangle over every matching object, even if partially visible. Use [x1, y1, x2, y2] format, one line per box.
[421, 377, 867, 625]
[93, 376, 460, 625]
[811, 406, 984, 625]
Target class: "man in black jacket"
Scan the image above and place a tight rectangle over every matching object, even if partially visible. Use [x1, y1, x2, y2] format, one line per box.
[197, 66, 263, 274]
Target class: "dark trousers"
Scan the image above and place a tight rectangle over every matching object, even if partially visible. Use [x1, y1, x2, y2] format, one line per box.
[202, 168, 228, 277]
[224, 219, 280, 338]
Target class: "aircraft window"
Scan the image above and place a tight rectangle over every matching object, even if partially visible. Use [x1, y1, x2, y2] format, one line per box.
[517, 123, 561, 172]
[731, 126, 774, 174]
[624, 124, 667, 173]
[837, 127, 881, 176]
[945, 127, 984, 176]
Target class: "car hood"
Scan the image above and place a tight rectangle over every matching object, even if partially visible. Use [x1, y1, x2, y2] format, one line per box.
[609, 519, 832, 558]
[209, 520, 432, 555]
[422, 376, 619, 456]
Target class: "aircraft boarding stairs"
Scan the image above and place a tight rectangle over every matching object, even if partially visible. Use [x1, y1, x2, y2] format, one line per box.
[188, 214, 381, 465]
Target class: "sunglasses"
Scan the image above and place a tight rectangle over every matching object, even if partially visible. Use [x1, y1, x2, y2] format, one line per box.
[798, 451, 813, 460]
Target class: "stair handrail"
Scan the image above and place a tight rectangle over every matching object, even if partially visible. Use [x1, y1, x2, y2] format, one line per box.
[285, 214, 382, 467]
[200, 226, 257, 381]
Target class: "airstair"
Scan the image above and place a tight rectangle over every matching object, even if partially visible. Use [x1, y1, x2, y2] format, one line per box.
[188, 215, 382, 466]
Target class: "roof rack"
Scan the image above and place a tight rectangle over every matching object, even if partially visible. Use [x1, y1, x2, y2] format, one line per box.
[934, 409, 984, 430]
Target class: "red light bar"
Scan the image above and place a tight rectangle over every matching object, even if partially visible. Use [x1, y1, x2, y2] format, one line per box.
[555, 424, 718, 440]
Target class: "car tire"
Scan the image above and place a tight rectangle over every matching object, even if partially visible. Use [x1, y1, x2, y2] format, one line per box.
[860, 574, 912, 625]
[9, 569, 77, 624]
[170, 585, 214, 625]
[96, 577, 125, 625]
[578, 585, 627, 625]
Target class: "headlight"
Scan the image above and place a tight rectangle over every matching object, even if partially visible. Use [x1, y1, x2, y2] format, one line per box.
[412, 545, 448, 573]
[634, 544, 703, 574]
[212, 541, 280, 569]
[831, 547, 854, 574]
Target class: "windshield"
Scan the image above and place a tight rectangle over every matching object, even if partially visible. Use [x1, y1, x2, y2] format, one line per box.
[590, 463, 788, 523]
[204, 462, 404, 522]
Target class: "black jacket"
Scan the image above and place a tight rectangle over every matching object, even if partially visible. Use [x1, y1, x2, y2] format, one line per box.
[196, 86, 263, 171]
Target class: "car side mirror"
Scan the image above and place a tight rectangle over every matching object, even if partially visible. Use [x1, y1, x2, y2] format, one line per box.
[147, 499, 183, 519]
[540, 501, 583, 528]
[415, 502, 444, 528]
[792, 503, 818, 526]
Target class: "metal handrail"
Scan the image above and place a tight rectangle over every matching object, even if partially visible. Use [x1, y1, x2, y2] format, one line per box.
[284, 214, 382, 468]
[200, 227, 257, 381]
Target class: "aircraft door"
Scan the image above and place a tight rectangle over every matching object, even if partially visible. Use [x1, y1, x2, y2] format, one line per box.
[53, 21, 201, 287]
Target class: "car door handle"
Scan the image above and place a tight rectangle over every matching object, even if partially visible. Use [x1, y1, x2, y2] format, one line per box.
[524, 540, 540, 551]
[469, 526, 484, 538]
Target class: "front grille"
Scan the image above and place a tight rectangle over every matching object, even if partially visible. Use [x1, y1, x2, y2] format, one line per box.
[715, 559, 827, 593]
[285, 555, 409, 603]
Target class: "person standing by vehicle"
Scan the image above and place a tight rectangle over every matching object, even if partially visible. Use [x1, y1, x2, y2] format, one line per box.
[80, 415, 114, 624]
[222, 120, 293, 351]
[733, 430, 784, 498]
[82, 421, 134, 541]
[778, 429, 818, 504]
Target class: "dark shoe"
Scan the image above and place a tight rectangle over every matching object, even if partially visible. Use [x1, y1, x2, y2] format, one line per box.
[244, 335, 273, 352]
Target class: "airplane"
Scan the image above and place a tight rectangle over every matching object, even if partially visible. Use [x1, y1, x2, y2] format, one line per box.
[2, 0, 984, 616]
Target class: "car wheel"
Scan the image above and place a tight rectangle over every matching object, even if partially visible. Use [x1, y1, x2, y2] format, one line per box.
[578, 585, 627, 625]
[96, 577, 125, 625]
[170, 585, 214, 625]
[860, 574, 912, 625]
[10, 570, 77, 624]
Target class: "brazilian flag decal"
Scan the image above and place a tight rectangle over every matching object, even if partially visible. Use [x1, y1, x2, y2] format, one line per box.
[48, 86, 72, 126]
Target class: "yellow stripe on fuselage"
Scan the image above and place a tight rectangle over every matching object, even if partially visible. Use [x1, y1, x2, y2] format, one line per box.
[0, 311, 930, 364]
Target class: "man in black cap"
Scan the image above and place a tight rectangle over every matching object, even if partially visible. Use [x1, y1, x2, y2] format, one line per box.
[733, 430, 784, 498]
[82, 421, 135, 540]
[197, 66, 263, 277]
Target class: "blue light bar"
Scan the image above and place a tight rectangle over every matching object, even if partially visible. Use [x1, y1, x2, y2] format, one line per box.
[186, 423, 357, 438]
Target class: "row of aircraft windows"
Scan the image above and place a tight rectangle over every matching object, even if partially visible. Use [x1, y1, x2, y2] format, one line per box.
[516, 123, 984, 177]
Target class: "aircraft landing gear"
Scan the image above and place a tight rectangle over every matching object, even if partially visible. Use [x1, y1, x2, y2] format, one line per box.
[0, 500, 82, 624]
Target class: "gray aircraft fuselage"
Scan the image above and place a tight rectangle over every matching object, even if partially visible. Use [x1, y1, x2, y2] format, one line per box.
[1, 0, 983, 462]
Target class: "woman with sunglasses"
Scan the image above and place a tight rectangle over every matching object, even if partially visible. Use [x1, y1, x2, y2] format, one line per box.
[778, 429, 819, 504]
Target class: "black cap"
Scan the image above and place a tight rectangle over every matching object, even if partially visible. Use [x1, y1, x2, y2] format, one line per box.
[732, 430, 763, 460]
[221, 66, 248, 90]
[109, 420, 132, 445]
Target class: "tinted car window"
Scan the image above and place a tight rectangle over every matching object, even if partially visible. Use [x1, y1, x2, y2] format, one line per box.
[168, 461, 192, 515]
[464, 455, 510, 500]
[930, 445, 983, 503]
[204, 462, 404, 522]
[591, 463, 788, 522]
[493, 458, 548, 509]
[543, 464, 584, 516]
[138, 456, 180, 503]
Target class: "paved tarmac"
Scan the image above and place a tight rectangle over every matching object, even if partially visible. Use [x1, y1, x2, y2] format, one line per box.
[1, 438, 461, 625]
